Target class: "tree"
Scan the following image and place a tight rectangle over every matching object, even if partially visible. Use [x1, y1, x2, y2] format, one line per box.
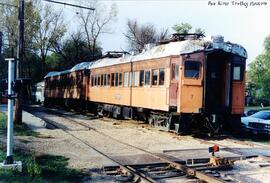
[172, 23, 192, 34]
[195, 28, 206, 35]
[0, 0, 66, 78]
[47, 31, 102, 71]
[77, 1, 117, 60]
[124, 19, 169, 53]
[0, 0, 41, 77]
[249, 34, 270, 105]
[33, 4, 67, 76]
[172, 22, 205, 36]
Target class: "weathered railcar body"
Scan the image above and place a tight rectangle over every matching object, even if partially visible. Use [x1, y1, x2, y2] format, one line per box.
[44, 35, 247, 134]
[44, 62, 90, 107]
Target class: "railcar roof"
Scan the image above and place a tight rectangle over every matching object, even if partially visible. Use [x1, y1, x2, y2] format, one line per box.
[44, 62, 93, 78]
[45, 37, 247, 79]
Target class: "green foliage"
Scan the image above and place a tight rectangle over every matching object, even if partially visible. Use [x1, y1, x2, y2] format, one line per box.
[45, 53, 60, 70]
[0, 113, 7, 134]
[46, 35, 102, 71]
[26, 153, 41, 177]
[0, 112, 39, 137]
[248, 34, 270, 105]
[0, 113, 84, 182]
[172, 22, 192, 34]
[36, 155, 83, 181]
[0, 144, 85, 182]
[195, 28, 205, 35]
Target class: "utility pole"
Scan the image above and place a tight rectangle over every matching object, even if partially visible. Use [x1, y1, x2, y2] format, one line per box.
[14, 0, 24, 125]
[0, 32, 2, 57]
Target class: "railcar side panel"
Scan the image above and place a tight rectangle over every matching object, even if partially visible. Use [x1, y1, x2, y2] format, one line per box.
[88, 63, 131, 106]
[90, 87, 131, 106]
[131, 57, 170, 111]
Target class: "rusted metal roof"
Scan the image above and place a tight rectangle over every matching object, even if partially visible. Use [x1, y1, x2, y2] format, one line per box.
[45, 36, 247, 79]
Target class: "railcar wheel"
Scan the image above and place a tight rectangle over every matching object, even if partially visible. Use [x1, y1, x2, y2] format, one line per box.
[148, 116, 154, 126]
[97, 105, 104, 118]
[175, 114, 191, 135]
[204, 115, 223, 136]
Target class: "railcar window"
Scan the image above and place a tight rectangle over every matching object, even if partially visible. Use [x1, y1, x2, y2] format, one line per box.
[101, 75, 104, 86]
[145, 70, 150, 86]
[159, 68, 165, 85]
[98, 75, 101, 86]
[103, 74, 107, 86]
[115, 73, 119, 86]
[233, 66, 241, 81]
[119, 73, 123, 86]
[139, 70, 144, 86]
[152, 69, 158, 86]
[133, 71, 139, 86]
[108, 74, 111, 86]
[124, 72, 129, 87]
[172, 64, 179, 81]
[95, 75, 97, 86]
[184, 61, 201, 79]
[111, 73, 115, 86]
[129, 72, 133, 86]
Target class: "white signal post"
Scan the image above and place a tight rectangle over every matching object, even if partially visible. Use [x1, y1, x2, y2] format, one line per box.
[0, 58, 22, 171]
[6, 58, 15, 161]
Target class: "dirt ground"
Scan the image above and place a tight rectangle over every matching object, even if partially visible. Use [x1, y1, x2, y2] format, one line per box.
[1, 105, 270, 182]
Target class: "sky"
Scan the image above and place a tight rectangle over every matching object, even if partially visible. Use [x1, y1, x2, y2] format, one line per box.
[46, 0, 270, 65]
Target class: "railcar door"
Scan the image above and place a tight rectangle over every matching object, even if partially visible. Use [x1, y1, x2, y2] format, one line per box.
[178, 52, 204, 113]
[204, 52, 231, 114]
[170, 57, 180, 107]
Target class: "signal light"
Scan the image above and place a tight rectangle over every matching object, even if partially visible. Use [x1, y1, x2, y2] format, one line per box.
[209, 144, 219, 153]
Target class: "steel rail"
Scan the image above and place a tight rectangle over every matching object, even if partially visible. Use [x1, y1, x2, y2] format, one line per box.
[28, 106, 228, 183]
[40, 117, 152, 183]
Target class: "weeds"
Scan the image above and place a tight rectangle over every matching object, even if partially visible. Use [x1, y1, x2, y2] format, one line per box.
[0, 112, 39, 137]
[0, 113, 85, 182]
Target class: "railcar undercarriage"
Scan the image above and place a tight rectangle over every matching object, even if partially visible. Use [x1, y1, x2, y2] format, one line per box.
[45, 97, 237, 136]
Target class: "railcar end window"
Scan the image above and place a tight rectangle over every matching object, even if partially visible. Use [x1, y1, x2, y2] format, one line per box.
[119, 73, 123, 86]
[184, 61, 201, 79]
[233, 66, 243, 81]
[133, 71, 139, 87]
[139, 70, 144, 86]
[152, 69, 158, 86]
[115, 73, 119, 86]
[159, 68, 165, 85]
[145, 70, 150, 86]
[124, 72, 129, 87]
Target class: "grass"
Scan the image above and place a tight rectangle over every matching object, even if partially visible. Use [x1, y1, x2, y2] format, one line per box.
[0, 112, 39, 137]
[0, 145, 86, 183]
[0, 113, 87, 182]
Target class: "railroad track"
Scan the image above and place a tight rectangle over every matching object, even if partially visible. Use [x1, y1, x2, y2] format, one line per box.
[24, 105, 268, 183]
